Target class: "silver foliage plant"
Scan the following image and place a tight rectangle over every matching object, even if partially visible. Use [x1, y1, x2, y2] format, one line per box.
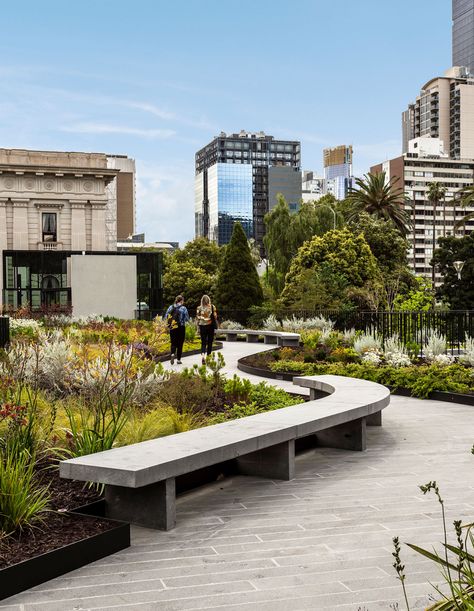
[353, 332, 382, 355]
[459, 334, 474, 367]
[219, 320, 245, 330]
[383, 334, 411, 367]
[424, 331, 447, 362]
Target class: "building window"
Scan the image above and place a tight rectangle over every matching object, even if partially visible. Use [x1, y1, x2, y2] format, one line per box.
[42, 212, 57, 242]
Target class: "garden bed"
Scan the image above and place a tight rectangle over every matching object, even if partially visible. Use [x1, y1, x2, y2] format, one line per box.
[0, 466, 130, 601]
[238, 349, 474, 405]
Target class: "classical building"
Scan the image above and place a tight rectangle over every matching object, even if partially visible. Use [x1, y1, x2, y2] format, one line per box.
[371, 138, 474, 284]
[0, 148, 161, 317]
[195, 131, 301, 252]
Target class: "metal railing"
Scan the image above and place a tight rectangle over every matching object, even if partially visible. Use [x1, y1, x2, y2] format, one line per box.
[216, 309, 474, 355]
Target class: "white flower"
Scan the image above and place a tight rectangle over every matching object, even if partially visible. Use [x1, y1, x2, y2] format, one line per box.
[431, 353, 452, 367]
[385, 351, 411, 368]
[361, 350, 382, 366]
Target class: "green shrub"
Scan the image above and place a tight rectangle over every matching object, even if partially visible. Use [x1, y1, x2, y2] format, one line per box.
[270, 360, 474, 399]
[185, 322, 197, 342]
[0, 449, 50, 535]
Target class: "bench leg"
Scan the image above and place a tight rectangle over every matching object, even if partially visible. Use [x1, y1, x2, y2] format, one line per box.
[316, 417, 366, 451]
[105, 478, 176, 530]
[236, 440, 295, 481]
[366, 411, 382, 426]
[264, 335, 278, 344]
[278, 338, 300, 347]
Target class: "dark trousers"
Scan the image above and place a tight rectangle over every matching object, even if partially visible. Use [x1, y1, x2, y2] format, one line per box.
[199, 324, 215, 356]
[170, 326, 186, 360]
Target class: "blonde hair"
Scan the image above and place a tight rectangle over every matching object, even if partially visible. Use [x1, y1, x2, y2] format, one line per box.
[200, 295, 211, 308]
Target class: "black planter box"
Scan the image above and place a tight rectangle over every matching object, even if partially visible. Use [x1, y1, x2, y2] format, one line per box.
[0, 501, 130, 601]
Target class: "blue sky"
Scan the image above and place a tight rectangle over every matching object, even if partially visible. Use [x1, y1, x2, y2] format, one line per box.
[0, 0, 451, 245]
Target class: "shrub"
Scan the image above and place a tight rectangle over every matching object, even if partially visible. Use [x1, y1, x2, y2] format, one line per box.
[459, 334, 474, 367]
[219, 320, 245, 330]
[263, 314, 281, 331]
[0, 449, 50, 535]
[424, 331, 447, 362]
[384, 334, 412, 368]
[361, 350, 382, 366]
[353, 332, 382, 355]
[185, 322, 197, 342]
[9, 318, 43, 338]
[342, 328, 356, 346]
[116, 405, 201, 446]
[328, 347, 359, 364]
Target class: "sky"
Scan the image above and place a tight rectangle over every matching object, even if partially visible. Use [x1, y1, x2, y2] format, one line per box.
[0, 0, 452, 245]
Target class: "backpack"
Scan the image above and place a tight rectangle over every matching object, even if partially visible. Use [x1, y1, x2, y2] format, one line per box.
[167, 305, 181, 330]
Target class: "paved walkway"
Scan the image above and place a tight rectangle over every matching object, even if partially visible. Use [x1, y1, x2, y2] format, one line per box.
[2, 342, 474, 610]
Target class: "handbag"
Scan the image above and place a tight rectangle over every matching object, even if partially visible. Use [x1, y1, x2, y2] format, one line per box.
[210, 306, 218, 330]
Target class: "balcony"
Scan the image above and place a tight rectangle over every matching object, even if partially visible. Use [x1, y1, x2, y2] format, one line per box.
[38, 242, 63, 251]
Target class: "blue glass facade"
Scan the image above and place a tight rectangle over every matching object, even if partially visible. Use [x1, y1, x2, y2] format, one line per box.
[453, 0, 474, 74]
[208, 164, 253, 245]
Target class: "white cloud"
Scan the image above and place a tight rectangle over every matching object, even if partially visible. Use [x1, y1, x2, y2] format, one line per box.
[60, 123, 176, 139]
[135, 161, 195, 246]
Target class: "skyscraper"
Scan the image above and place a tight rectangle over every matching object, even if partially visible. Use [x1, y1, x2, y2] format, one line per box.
[322, 145, 354, 200]
[402, 66, 474, 159]
[195, 131, 301, 252]
[453, 0, 474, 75]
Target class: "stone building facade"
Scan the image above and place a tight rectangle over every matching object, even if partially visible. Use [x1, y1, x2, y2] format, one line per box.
[0, 148, 118, 255]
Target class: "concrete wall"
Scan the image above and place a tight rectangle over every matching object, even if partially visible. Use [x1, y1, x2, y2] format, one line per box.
[68, 254, 137, 319]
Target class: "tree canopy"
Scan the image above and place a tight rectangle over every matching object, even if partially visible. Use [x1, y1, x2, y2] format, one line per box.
[214, 222, 263, 320]
[432, 234, 474, 309]
[281, 228, 380, 309]
[163, 259, 214, 311]
[346, 171, 411, 236]
[162, 237, 223, 311]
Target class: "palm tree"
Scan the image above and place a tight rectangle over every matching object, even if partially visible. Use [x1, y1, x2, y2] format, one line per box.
[453, 183, 474, 235]
[346, 171, 411, 236]
[427, 182, 446, 286]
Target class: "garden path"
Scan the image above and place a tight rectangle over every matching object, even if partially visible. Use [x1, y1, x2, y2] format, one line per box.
[2, 342, 474, 610]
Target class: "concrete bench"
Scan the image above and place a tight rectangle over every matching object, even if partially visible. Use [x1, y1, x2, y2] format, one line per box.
[60, 375, 390, 531]
[217, 328, 300, 347]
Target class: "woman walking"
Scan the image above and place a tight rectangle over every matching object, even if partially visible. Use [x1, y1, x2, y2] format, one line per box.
[196, 295, 218, 365]
[164, 295, 189, 364]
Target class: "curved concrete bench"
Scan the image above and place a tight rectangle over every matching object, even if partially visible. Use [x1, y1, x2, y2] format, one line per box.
[60, 375, 390, 531]
[218, 328, 300, 347]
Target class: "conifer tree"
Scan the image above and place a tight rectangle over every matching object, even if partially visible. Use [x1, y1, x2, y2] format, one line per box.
[214, 223, 263, 321]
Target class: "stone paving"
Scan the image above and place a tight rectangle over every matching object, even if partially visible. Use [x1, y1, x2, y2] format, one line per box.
[2, 342, 474, 610]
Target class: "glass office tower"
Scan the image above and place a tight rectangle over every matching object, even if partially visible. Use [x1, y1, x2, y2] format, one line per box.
[195, 131, 301, 252]
[453, 0, 474, 75]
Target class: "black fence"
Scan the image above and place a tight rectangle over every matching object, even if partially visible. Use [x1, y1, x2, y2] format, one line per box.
[0, 316, 10, 349]
[215, 309, 474, 355]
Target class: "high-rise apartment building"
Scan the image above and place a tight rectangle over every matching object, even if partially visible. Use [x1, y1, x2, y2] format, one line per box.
[322, 145, 354, 200]
[372, 138, 474, 284]
[402, 67, 474, 158]
[195, 131, 301, 251]
[453, 0, 474, 75]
